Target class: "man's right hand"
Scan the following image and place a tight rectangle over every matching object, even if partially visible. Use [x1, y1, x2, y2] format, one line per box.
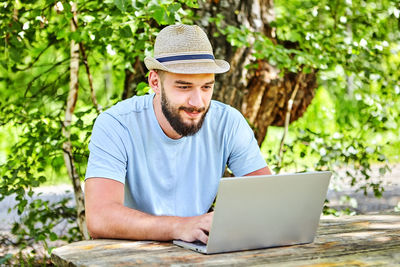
[173, 211, 214, 244]
[85, 177, 214, 242]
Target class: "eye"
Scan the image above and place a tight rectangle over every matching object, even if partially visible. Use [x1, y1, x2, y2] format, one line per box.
[178, 86, 191, 90]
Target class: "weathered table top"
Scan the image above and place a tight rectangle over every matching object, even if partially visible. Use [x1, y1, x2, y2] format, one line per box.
[52, 213, 400, 266]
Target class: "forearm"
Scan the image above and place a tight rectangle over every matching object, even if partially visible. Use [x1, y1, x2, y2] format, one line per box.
[84, 178, 212, 243]
[86, 202, 181, 241]
[245, 166, 272, 176]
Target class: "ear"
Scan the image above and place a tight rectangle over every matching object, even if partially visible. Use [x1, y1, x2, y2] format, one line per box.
[148, 70, 161, 95]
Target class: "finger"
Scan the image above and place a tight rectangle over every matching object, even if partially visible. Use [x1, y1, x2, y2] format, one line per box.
[202, 212, 214, 229]
[199, 212, 212, 223]
[199, 221, 212, 234]
[206, 211, 214, 222]
[196, 229, 209, 244]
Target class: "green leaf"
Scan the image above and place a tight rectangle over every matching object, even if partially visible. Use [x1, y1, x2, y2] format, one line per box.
[119, 25, 133, 38]
[50, 232, 58, 241]
[168, 3, 181, 13]
[165, 12, 176, 25]
[70, 133, 79, 141]
[99, 27, 113, 38]
[395, 202, 400, 212]
[9, 49, 22, 62]
[136, 82, 150, 96]
[37, 234, 46, 241]
[38, 176, 47, 183]
[76, 119, 84, 129]
[28, 189, 34, 197]
[17, 199, 28, 214]
[0, 254, 13, 264]
[182, 0, 198, 8]
[134, 39, 145, 50]
[114, 0, 127, 12]
[151, 7, 165, 25]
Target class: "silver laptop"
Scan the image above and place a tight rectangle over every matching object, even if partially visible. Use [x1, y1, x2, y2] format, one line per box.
[173, 171, 332, 254]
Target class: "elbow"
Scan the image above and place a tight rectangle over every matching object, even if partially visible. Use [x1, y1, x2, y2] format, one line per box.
[87, 224, 100, 239]
[85, 209, 104, 239]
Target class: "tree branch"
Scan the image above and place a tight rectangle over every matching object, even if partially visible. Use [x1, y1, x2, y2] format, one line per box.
[17, 42, 53, 71]
[79, 42, 102, 113]
[70, 5, 101, 113]
[62, 1, 89, 240]
[24, 58, 69, 97]
[23, 69, 69, 100]
[278, 70, 305, 169]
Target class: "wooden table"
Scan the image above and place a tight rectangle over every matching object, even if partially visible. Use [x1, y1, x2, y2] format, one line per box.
[51, 213, 400, 266]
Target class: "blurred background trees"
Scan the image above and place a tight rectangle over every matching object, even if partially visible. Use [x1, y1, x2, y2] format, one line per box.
[1, 0, 399, 264]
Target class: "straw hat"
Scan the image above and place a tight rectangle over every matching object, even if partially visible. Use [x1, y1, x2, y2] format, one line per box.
[144, 24, 230, 74]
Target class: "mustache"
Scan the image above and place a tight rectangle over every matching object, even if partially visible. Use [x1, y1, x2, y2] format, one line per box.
[179, 106, 206, 113]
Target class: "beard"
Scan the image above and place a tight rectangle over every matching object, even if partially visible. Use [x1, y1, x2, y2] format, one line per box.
[161, 87, 209, 137]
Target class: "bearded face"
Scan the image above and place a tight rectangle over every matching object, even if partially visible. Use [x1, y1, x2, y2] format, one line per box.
[160, 84, 210, 137]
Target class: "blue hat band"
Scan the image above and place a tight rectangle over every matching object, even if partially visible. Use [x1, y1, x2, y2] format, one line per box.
[156, 54, 215, 63]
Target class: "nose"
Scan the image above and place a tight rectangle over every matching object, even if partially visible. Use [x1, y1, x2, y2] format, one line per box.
[188, 89, 203, 108]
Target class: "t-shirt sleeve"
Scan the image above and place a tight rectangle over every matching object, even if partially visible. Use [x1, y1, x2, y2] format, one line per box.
[226, 107, 267, 177]
[85, 112, 128, 184]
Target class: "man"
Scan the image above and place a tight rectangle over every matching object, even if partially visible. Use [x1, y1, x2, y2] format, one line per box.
[85, 24, 271, 244]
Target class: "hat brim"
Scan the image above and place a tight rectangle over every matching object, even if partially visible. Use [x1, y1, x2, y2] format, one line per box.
[144, 57, 230, 74]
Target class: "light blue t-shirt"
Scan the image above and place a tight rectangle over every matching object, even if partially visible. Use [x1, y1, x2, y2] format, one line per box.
[85, 93, 267, 217]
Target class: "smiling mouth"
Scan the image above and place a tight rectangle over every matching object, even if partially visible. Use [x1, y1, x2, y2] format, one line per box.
[180, 107, 205, 118]
[183, 110, 202, 119]
[180, 106, 205, 112]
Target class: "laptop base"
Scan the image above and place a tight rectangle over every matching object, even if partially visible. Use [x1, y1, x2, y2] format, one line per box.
[173, 240, 207, 254]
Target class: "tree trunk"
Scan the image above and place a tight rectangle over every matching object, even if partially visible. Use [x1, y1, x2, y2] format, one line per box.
[197, 0, 317, 145]
[62, 2, 89, 240]
[122, 57, 147, 99]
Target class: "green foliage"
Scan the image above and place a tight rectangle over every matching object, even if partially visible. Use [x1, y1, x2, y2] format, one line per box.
[210, 14, 305, 73]
[260, 0, 399, 214]
[0, 0, 197, 261]
[268, 127, 390, 194]
[11, 196, 82, 252]
[395, 202, 400, 212]
[0, 254, 13, 265]
[136, 81, 152, 96]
